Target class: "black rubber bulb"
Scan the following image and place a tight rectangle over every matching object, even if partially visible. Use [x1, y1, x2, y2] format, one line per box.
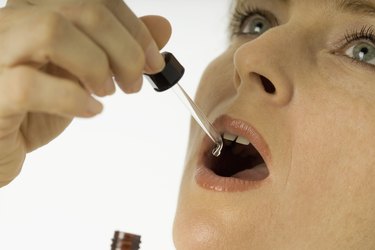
[144, 52, 185, 92]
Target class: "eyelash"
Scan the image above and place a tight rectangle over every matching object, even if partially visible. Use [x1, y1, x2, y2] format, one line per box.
[231, 6, 375, 70]
[344, 25, 375, 45]
[230, 5, 278, 37]
[340, 25, 375, 69]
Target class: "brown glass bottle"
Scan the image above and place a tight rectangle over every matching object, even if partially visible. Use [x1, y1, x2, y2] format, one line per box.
[111, 231, 141, 250]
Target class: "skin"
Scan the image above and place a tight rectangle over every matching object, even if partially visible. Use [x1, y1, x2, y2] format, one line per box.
[0, 0, 171, 187]
[1, 0, 375, 249]
[173, 0, 375, 249]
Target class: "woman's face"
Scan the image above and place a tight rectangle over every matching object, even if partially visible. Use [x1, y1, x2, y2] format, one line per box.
[173, 0, 375, 249]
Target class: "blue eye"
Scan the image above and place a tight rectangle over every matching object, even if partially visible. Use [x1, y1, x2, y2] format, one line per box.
[239, 14, 272, 35]
[345, 42, 375, 65]
[230, 6, 277, 37]
[340, 25, 375, 69]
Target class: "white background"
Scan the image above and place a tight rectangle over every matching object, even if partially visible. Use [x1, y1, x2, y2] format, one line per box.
[0, 0, 230, 249]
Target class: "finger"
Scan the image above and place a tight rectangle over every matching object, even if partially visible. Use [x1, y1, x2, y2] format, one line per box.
[0, 66, 103, 118]
[140, 15, 172, 50]
[0, 8, 113, 97]
[57, 3, 147, 93]
[104, 0, 167, 73]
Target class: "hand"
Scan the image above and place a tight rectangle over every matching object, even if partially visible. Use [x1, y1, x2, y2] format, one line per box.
[0, 0, 172, 187]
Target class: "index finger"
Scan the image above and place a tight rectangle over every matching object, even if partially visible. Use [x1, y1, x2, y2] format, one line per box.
[104, 0, 166, 73]
[24, 0, 167, 73]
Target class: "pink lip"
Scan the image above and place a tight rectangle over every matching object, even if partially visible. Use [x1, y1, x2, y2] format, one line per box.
[194, 115, 272, 192]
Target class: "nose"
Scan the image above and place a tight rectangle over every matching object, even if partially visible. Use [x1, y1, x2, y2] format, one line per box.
[233, 30, 296, 106]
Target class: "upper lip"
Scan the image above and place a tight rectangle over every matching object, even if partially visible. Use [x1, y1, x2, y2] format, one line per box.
[198, 114, 272, 170]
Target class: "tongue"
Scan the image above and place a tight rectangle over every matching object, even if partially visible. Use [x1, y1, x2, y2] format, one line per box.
[231, 163, 268, 181]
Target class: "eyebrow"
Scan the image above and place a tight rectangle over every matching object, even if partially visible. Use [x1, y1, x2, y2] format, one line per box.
[273, 0, 375, 16]
[236, 0, 375, 18]
[337, 0, 375, 16]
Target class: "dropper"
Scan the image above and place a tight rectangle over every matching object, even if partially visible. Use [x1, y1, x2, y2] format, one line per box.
[145, 52, 223, 157]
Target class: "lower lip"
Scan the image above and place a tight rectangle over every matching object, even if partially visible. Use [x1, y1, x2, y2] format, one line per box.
[194, 116, 271, 192]
[195, 164, 268, 192]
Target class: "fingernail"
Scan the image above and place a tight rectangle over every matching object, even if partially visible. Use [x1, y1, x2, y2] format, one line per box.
[127, 76, 143, 93]
[145, 42, 165, 73]
[87, 98, 103, 115]
[105, 77, 115, 94]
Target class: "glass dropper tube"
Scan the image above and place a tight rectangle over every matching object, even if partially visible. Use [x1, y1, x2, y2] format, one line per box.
[145, 52, 223, 157]
[172, 83, 223, 157]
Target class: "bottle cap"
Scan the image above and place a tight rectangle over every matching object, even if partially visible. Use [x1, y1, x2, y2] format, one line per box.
[145, 52, 185, 92]
[111, 231, 141, 250]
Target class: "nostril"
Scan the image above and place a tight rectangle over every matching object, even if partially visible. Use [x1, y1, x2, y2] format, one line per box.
[259, 75, 276, 94]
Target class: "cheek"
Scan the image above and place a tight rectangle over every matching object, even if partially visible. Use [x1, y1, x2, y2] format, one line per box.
[194, 51, 236, 114]
[288, 73, 375, 200]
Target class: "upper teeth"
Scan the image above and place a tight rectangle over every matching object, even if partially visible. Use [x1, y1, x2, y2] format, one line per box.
[223, 133, 237, 141]
[236, 136, 250, 145]
[223, 133, 250, 145]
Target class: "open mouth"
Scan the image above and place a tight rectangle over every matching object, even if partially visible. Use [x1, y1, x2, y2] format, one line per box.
[204, 133, 269, 181]
[195, 116, 271, 192]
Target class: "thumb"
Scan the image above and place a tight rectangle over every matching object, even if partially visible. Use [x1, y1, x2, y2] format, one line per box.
[140, 15, 172, 50]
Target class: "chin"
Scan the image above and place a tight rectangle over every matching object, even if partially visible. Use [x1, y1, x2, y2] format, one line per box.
[172, 114, 276, 249]
[173, 210, 235, 250]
